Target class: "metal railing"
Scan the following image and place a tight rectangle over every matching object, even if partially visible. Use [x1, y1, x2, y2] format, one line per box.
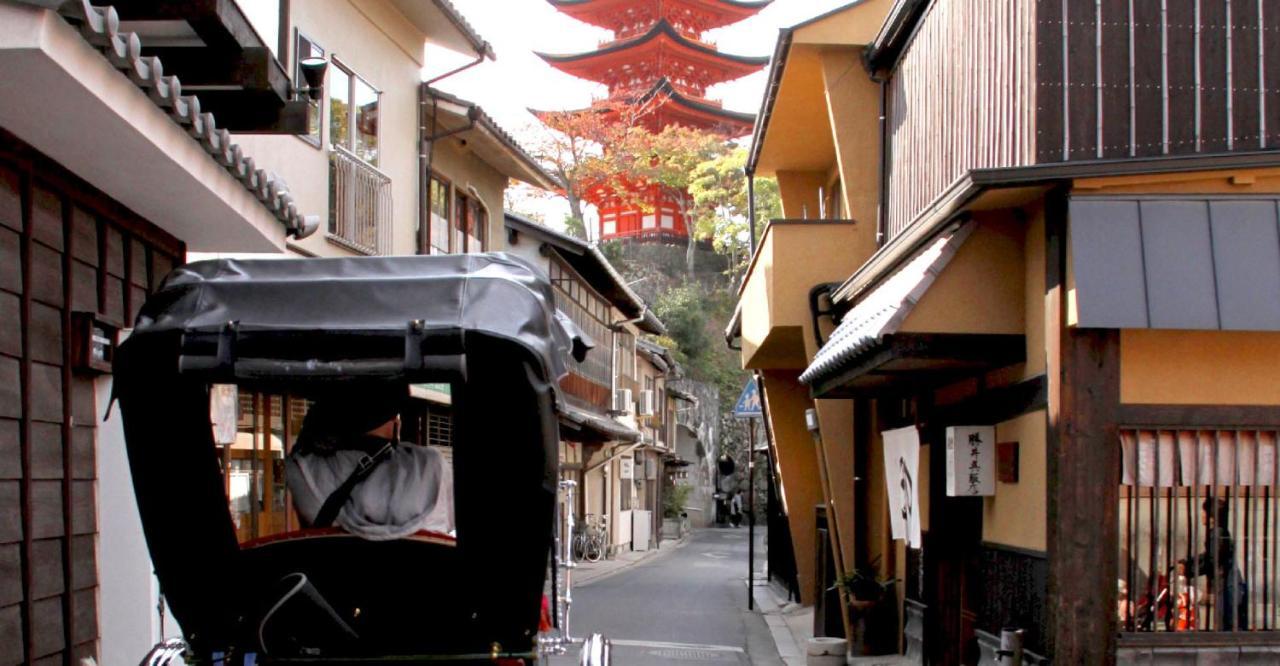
[328, 145, 392, 255]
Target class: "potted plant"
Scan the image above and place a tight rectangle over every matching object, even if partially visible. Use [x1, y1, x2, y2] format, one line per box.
[833, 560, 898, 656]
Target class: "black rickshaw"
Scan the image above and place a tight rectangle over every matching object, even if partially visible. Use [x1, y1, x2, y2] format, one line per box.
[116, 253, 609, 664]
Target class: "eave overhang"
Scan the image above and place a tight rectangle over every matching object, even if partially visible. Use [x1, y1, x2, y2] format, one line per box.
[504, 212, 667, 335]
[805, 332, 1026, 399]
[392, 0, 494, 60]
[549, 0, 773, 32]
[425, 87, 559, 189]
[559, 404, 641, 443]
[0, 2, 314, 250]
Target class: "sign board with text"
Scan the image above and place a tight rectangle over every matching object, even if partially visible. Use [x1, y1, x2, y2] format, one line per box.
[946, 426, 995, 496]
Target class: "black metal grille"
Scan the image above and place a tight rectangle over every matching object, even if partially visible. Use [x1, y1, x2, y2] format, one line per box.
[1119, 428, 1280, 632]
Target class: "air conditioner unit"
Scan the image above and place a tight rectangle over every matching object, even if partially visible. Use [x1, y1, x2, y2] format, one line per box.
[613, 388, 633, 413]
[638, 389, 655, 416]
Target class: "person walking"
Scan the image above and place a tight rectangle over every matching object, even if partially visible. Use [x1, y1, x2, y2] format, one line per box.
[729, 490, 743, 528]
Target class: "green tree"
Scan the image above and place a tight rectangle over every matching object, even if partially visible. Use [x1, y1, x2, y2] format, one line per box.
[688, 148, 782, 279]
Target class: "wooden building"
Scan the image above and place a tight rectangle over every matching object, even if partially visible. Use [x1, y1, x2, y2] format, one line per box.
[0, 0, 500, 662]
[731, 1, 1280, 664]
[503, 212, 672, 554]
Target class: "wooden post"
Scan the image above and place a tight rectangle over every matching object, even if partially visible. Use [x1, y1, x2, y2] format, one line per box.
[1045, 190, 1119, 664]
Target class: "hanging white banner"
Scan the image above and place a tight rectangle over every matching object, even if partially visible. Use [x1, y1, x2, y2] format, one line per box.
[882, 425, 922, 549]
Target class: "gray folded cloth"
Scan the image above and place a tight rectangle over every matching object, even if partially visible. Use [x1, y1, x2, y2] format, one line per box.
[286, 442, 454, 540]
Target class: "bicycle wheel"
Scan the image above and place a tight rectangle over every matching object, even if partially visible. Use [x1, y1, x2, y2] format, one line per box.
[585, 535, 604, 562]
[572, 533, 587, 561]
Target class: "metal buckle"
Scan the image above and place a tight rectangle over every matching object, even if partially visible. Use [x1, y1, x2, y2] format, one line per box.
[356, 441, 395, 474]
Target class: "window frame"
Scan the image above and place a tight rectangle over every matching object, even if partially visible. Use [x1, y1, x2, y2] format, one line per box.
[293, 28, 324, 149]
[422, 170, 452, 255]
[327, 56, 381, 166]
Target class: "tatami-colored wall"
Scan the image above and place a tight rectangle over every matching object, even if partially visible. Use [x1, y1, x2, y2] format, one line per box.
[761, 370, 824, 605]
[983, 409, 1047, 551]
[820, 48, 881, 230]
[899, 214, 1026, 336]
[776, 170, 826, 220]
[739, 222, 862, 369]
[1121, 330, 1280, 405]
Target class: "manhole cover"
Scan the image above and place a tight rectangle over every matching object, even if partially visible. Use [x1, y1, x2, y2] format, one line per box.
[647, 647, 739, 662]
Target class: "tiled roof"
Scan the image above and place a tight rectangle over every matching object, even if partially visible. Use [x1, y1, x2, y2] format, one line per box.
[799, 223, 972, 386]
[58, 1, 315, 239]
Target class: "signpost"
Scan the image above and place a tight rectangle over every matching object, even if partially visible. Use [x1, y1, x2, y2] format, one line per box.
[734, 377, 763, 610]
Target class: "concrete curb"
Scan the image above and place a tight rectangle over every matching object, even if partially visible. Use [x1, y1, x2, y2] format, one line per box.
[570, 533, 693, 587]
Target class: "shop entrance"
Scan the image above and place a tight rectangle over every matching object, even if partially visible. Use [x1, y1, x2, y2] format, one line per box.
[923, 423, 984, 666]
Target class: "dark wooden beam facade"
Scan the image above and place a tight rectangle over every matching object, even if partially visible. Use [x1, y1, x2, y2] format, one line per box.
[1045, 188, 1120, 664]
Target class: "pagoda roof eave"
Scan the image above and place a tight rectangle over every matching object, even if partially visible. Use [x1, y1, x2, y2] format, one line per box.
[534, 19, 769, 67]
[641, 79, 755, 123]
[534, 79, 755, 136]
[547, 0, 773, 31]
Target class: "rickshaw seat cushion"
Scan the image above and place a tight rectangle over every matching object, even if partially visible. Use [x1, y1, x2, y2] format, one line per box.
[239, 531, 476, 654]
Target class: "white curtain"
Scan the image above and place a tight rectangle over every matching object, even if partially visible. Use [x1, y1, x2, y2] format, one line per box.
[1121, 429, 1276, 487]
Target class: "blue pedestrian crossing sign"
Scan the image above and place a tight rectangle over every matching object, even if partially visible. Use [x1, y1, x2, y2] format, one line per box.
[733, 379, 763, 418]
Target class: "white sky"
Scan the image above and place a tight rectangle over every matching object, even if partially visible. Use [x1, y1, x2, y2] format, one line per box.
[424, 0, 854, 228]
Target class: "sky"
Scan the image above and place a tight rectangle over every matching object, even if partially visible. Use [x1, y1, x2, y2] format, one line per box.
[423, 0, 854, 229]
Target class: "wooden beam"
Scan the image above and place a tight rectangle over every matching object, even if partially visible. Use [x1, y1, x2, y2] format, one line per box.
[142, 46, 290, 100]
[1118, 404, 1280, 428]
[1045, 188, 1119, 664]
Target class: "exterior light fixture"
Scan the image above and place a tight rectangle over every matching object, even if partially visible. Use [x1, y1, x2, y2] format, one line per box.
[804, 408, 820, 434]
[297, 57, 328, 102]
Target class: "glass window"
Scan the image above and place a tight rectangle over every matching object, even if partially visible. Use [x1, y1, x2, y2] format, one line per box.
[467, 198, 487, 252]
[428, 174, 451, 255]
[453, 190, 468, 253]
[1118, 428, 1280, 633]
[294, 31, 323, 147]
[353, 76, 379, 165]
[328, 65, 350, 153]
[328, 60, 380, 166]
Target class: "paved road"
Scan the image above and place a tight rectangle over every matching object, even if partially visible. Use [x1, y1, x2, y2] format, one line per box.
[548, 528, 782, 665]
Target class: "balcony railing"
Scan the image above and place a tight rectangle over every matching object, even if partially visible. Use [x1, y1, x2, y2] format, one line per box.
[328, 145, 392, 255]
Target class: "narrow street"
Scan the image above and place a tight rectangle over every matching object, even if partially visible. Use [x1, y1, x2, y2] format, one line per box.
[550, 529, 783, 665]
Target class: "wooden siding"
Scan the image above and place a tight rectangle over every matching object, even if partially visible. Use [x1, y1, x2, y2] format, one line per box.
[0, 129, 183, 665]
[1036, 0, 1280, 163]
[884, 0, 1280, 245]
[885, 0, 1037, 239]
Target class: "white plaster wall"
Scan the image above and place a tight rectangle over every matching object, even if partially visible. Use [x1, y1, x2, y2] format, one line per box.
[96, 364, 181, 664]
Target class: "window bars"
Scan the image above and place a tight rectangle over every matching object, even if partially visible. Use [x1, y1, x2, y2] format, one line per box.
[1118, 428, 1279, 632]
[328, 145, 392, 255]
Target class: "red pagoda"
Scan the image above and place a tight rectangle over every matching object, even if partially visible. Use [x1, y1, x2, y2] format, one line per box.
[537, 0, 770, 243]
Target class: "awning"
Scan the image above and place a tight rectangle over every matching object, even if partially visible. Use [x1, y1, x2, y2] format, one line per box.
[1070, 196, 1280, 330]
[558, 405, 641, 444]
[800, 223, 1024, 397]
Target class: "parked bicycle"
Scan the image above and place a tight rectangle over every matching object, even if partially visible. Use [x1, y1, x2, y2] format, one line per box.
[572, 514, 608, 563]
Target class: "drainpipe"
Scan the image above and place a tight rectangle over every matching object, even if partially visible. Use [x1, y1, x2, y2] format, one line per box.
[874, 73, 889, 246]
[746, 167, 757, 256]
[418, 53, 486, 254]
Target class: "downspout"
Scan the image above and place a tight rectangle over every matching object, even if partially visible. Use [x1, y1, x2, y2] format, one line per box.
[874, 73, 889, 247]
[746, 167, 757, 256]
[418, 53, 486, 254]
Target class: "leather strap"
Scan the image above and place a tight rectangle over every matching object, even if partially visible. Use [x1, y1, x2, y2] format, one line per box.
[311, 441, 396, 528]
